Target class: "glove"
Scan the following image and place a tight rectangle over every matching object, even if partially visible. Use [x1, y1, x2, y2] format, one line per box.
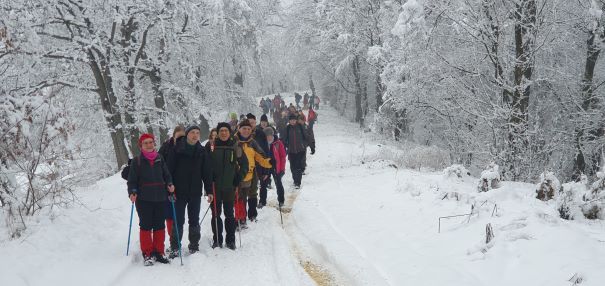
[311, 148, 315, 155]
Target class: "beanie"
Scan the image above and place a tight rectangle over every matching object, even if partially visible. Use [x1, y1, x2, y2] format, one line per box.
[260, 114, 268, 122]
[246, 113, 256, 120]
[239, 119, 252, 128]
[216, 122, 231, 132]
[138, 133, 155, 147]
[185, 125, 200, 136]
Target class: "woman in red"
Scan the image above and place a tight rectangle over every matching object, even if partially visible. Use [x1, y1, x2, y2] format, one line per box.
[127, 134, 175, 266]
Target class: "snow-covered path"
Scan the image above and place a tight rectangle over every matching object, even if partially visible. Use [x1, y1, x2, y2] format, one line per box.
[3, 95, 605, 286]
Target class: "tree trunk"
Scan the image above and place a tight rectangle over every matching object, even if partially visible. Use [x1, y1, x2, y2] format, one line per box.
[87, 49, 129, 168]
[352, 55, 363, 125]
[574, 8, 605, 178]
[506, 0, 536, 180]
[148, 67, 169, 143]
[375, 68, 384, 112]
[121, 18, 141, 155]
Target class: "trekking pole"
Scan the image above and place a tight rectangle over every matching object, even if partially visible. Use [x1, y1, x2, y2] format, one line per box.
[169, 194, 183, 266]
[235, 187, 242, 248]
[279, 203, 283, 228]
[212, 183, 219, 248]
[199, 204, 211, 226]
[126, 202, 134, 256]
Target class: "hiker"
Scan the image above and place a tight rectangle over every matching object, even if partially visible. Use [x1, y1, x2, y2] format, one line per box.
[208, 122, 248, 250]
[308, 107, 318, 130]
[262, 127, 287, 207]
[234, 119, 272, 227]
[299, 115, 316, 175]
[229, 112, 239, 132]
[314, 95, 321, 110]
[158, 125, 185, 252]
[284, 114, 307, 188]
[205, 128, 217, 152]
[309, 94, 315, 110]
[294, 93, 302, 108]
[127, 133, 174, 266]
[245, 113, 271, 218]
[303, 93, 309, 110]
[258, 114, 277, 204]
[166, 125, 212, 256]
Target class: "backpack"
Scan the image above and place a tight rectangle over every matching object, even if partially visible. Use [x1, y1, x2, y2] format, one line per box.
[120, 157, 141, 180]
[308, 109, 317, 122]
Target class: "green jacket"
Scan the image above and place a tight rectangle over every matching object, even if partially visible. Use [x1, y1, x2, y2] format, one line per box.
[209, 137, 248, 201]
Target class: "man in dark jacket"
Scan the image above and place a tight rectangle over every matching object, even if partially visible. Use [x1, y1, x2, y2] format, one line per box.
[207, 122, 248, 250]
[298, 115, 316, 175]
[166, 125, 212, 255]
[284, 114, 307, 188]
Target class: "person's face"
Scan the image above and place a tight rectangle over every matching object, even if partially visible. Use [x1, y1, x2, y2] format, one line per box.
[240, 126, 252, 137]
[249, 118, 256, 127]
[211, 131, 217, 140]
[218, 128, 230, 141]
[289, 119, 297, 125]
[267, 135, 274, 144]
[187, 129, 200, 143]
[261, 121, 268, 128]
[175, 130, 185, 139]
[141, 138, 155, 152]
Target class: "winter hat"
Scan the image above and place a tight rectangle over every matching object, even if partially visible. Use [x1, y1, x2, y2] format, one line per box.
[264, 127, 275, 137]
[260, 114, 268, 122]
[288, 114, 298, 121]
[229, 112, 238, 120]
[239, 119, 253, 129]
[185, 125, 200, 136]
[216, 122, 231, 132]
[138, 133, 155, 147]
[246, 113, 256, 120]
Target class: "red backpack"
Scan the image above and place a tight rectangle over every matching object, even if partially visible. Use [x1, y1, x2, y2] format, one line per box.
[308, 109, 317, 122]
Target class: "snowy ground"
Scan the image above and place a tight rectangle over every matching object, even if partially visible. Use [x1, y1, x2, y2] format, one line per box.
[2, 93, 605, 285]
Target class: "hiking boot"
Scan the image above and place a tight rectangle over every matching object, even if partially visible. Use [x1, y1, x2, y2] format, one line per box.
[143, 254, 154, 266]
[268, 184, 273, 189]
[226, 242, 236, 250]
[294, 185, 301, 190]
[168, 248, 179, 259]
[278, 201, 284, 208]
[257, 202, 266, 209]
[153, 252, 170, 264]
[212, 241, 223, 249]
[249, 216, 257, 222]
[188, 243, 199, 254]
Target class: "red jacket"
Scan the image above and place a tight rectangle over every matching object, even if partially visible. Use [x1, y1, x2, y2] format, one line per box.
[270, 139, 287, 174]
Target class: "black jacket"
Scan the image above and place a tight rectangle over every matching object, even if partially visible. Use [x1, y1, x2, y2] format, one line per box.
[127, 155, 173, 202]
[253, 125, 270, 154]
[166, 137, 212, 198]
[285, 124, 307, 154]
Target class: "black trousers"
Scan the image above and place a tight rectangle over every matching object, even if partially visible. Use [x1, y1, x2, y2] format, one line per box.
[172, 195, 201, 249]
[289, 152, 305, 186]
[136, 200, 165, 231]
[210, 190, 236, 244]
[260, 170, 285, 204]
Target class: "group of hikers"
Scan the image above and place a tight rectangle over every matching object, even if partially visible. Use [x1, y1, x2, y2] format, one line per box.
[294, 92, 320, 110]
[260, 93, 320, 117]
[125, 96, 318, 266]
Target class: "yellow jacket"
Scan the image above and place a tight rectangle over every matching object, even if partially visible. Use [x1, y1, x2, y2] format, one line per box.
[236, 134, 272, 182]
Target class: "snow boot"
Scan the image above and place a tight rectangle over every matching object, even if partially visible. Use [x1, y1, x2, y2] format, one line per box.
[226, 242, 236, 250]
[153, 252, 170, 264]
[143, 254, 154, 266]
[212, 241, 223, 249]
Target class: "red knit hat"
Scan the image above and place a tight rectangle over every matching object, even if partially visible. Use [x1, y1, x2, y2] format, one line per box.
[138, 133, 155, 147]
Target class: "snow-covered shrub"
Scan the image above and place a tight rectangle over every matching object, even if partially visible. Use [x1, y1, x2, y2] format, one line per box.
[557, 174, 605, 220]
[371, 143, 450, 171]
[583, 172, 605, 219]
[444, 164, 470, 179]
[477, 163, 501, 192]
[535, 172, 561, 201]
[0, 88, 76, 238]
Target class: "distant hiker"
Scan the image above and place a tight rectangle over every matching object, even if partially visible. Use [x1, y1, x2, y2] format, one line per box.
[127, 133, 174, 266]
[309, 94, 315, 110]
[208, 122, 248, 250]
[277, 110, 288, 140]
[307, 107, 318, 130]
[299, 115, 316, 175]
[158, 125, 185, 252]
[303, 93, 309, 109]
[229, 112, 239, 132]
[235, 119, 272, 227]
[294, 93, 302, 108]
[166, 125, 212, 256]
[284, 114, 307, 189]
[314, 96, 321, 110]
[205, 128, 218, 152]
[262, 127, 287, 207]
